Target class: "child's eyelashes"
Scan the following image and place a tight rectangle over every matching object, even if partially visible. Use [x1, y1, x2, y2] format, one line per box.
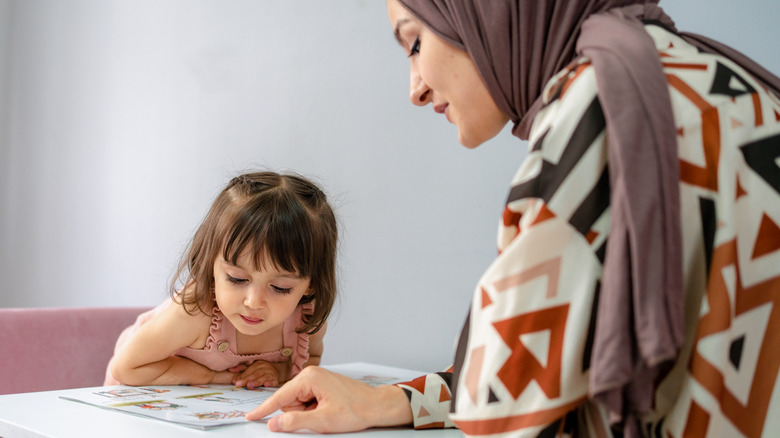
[226, 275, 292, 294]
[271, 285, 293, 295]
[226, 274, 249, 284]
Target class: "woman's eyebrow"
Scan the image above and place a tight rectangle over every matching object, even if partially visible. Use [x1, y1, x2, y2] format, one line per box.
[393, 18, 411, 45]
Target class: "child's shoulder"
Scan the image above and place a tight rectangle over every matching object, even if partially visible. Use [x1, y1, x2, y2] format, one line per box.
[164, 297, 212, 320]
[153, 293, 215, 345]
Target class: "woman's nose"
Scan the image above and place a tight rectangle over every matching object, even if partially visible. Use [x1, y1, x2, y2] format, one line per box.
[409, 66, 431, 107]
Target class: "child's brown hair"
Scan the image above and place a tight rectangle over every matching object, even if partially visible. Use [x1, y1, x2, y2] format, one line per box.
[171, 171, 337, 334]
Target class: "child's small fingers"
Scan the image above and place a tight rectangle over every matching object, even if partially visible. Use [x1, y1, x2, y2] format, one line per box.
[242, 375, 265, 388]
[248, 370, 273, 380]
[246, 374, 278, 389]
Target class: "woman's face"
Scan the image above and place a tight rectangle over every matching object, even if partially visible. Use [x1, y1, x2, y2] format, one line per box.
[387, 0, 509, 148]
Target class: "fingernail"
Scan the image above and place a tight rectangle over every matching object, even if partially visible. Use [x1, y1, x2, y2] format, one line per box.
[269, 416, 281, 432]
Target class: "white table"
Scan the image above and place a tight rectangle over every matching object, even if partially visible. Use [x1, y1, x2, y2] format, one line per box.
[0, 363, 464, 438]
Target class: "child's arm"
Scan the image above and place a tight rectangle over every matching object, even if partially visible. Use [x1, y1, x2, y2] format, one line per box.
[110, 301, 232, 386]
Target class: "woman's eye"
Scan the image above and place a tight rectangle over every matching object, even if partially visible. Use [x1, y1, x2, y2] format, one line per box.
[408, 37, 420, 57]
[271, 285, 293, 294]
[227, 275, 248, 284]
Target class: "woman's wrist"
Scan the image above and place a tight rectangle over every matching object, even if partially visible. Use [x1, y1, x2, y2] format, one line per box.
[366, 384, 414, 428]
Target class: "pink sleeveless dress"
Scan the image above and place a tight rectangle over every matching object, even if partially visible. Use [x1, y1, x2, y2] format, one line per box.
[104, 299, 314, 385]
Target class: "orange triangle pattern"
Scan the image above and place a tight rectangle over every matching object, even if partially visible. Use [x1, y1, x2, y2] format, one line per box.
[731, 117, 744, 129]
[493, 304, 569, 399]
[774, 109, 780, 122]
[736, 175, 747, 200]
[752, 214, 780, 259]
[531, 203, 556, 226]
[677, 126, 685, 137]
[418, 406, 431, 418]
[481, 287, 493, 309]
[439, 384, 451, 402]
[502, 207, 522, 228]
[404, 375, 427, 395]
[586, 230, 599, 244]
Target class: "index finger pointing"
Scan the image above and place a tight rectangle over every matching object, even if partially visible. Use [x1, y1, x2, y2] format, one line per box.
[246, 393, 284, 421]
[246, 380, 314, 421]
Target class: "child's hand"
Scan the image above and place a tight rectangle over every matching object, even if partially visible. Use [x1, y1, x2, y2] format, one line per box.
[232, 360, 287, 388]
[211, 369, 241, 385]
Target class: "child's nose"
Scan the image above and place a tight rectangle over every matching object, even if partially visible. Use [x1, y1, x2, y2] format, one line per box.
[244, 287, 266, 309]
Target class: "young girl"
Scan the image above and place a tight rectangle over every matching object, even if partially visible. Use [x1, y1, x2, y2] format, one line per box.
[104, 171, 338, 389]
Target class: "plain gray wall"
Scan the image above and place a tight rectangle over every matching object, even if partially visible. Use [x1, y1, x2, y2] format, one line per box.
[1, 1, 778, 373]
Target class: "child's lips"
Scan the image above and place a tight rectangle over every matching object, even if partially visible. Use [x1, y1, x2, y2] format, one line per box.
[241, 315, 263, 325]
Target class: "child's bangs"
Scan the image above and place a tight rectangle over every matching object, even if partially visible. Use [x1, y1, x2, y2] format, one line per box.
[221, 194, 315, 277]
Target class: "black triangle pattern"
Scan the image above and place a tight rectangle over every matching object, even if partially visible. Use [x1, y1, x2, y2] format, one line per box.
[709, 62, 756, 98]
[487, 386, 500, 404]
[740, 133, 780, 196]
[729, 335, 746, 370]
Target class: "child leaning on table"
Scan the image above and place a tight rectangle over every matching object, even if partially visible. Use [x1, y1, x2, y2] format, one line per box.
[104, 171, 338, 389]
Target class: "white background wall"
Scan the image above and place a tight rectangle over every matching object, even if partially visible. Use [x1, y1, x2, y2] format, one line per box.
[1, 1, 778, 373]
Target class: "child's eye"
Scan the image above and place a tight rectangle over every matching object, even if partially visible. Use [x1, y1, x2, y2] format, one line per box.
[408, 37, 420, 57]
[226, 275, 248, 284]
[271, 285, 292, 294]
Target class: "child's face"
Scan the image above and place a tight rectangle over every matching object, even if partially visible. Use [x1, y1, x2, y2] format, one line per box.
[212, 250, 311, 337]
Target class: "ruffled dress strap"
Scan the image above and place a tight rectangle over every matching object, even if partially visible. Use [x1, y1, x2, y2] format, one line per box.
[203, 305, 237, 353]
[283, 301, 315, 378]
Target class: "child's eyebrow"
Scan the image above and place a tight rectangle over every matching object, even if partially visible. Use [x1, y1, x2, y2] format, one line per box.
[222, 258, 246, 268]
[222, 258, 304, 278]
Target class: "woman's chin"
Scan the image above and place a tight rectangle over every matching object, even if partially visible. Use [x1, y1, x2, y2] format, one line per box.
[458, 132, 487, 149]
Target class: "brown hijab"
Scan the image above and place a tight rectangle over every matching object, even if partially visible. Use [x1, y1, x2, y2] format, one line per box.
[397, 0, 780, 433]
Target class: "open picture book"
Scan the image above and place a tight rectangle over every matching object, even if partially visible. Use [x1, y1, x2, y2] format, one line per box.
[60, 362, 424, 430]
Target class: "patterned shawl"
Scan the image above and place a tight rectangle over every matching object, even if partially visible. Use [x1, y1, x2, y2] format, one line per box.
[396, 0, 780, 433]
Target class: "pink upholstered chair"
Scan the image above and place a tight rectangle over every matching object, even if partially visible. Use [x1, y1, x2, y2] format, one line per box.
[0, 306, 150, 394]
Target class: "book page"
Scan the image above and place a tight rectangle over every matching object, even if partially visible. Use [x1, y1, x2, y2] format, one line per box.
[59, 362, 427, 429]
[61, 384, 276, 429]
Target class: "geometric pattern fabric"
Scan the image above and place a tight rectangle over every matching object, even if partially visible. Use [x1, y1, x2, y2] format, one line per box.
[396, 23, 780, 438]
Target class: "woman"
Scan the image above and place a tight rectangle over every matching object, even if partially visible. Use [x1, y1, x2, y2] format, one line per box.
[247, 0, 780, 436]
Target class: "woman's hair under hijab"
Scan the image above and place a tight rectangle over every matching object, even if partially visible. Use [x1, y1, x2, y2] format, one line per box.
[169, 171, 338, 335]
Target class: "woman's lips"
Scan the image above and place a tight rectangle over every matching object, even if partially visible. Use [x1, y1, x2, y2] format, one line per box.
[241, 315, 263, 325]
[434, 103, 450, 122]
